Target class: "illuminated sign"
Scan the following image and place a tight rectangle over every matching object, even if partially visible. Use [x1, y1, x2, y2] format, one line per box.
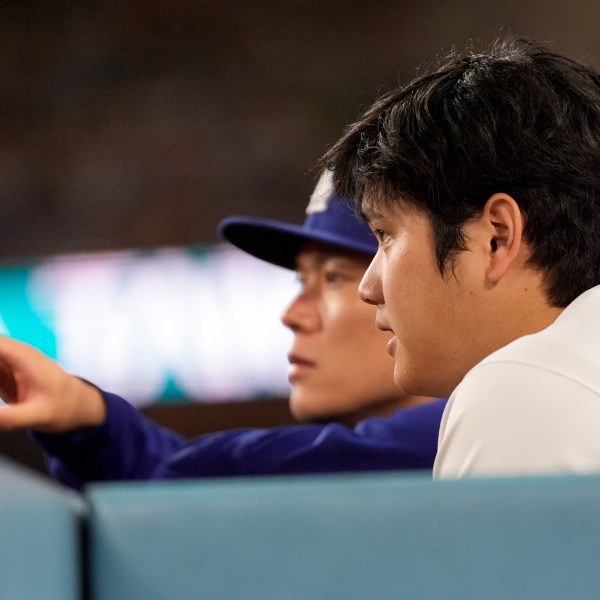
[0, 245, 296, 406]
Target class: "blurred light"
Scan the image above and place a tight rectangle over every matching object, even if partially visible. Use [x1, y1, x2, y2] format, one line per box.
[0, 244, 296, 406]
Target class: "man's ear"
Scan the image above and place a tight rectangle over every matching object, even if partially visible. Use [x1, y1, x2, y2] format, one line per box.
[482, 193, 524, 283]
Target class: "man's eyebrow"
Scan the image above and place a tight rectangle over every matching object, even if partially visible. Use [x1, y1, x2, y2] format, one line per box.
[360, 204, 383, 222]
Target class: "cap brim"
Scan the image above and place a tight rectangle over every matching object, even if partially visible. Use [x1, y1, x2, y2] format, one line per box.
[218, 216, 375, 270]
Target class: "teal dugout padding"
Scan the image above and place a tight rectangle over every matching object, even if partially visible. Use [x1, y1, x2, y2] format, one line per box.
[0, 456, 84, 600]
[87, 472, 600, 600]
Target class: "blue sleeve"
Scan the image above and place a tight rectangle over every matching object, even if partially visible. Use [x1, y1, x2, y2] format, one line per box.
[30, 392, 185, 491]
[151, 398, 448, 479]
[31, 393, 447, 488]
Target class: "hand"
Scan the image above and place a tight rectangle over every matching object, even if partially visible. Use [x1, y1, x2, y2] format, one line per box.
[0, 336, 107, 433]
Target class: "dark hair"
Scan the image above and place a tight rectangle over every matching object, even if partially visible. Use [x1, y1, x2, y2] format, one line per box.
[322, 38, 600, 307]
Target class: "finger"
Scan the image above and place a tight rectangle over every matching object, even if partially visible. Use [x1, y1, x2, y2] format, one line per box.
[0, 402, 49, 431]
[0, 336, 45, 377]
[0, 338, 54, 402]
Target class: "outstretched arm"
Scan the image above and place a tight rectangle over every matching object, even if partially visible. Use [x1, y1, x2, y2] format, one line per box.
[32, 391, 185, 490]
[0, 337, 185, 489]
[0, 336, 106, 433]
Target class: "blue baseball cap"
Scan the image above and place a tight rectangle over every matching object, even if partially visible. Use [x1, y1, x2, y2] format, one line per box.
[218, 171, 377, 270]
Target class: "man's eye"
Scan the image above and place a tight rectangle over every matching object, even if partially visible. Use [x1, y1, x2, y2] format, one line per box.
[325, 271, 340, 282]
[373, 229, 389, 243]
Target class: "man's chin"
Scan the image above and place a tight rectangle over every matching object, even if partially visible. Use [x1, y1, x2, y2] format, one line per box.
[288, 393, 313, 422]
[289, 391, 343, 424]
[393, 365, 419, 396]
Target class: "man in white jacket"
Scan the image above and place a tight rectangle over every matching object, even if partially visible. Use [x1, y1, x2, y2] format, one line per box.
[323, 37, 600, 478]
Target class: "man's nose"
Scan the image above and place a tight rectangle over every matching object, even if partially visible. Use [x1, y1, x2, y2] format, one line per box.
[358, 252, 383, 306]
[281, 292, 319, 332]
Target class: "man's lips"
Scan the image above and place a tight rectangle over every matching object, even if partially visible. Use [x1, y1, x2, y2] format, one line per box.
[287, 354, 316, 380]
[375, 320, 397, 356]
[387, 335, 398, 356]
[375, 319, 392, 332]
[288, 354, 316, 368]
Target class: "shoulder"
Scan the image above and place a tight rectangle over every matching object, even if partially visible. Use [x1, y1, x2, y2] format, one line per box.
[445, 327, 600, 440]
[435, 340, 600, 479]
[435, 289, 600, 478]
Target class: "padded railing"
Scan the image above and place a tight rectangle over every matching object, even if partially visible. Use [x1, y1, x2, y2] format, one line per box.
[3, 451, 600, 600]
[0, 456, 84, 600]
[85, 472, 600, 600]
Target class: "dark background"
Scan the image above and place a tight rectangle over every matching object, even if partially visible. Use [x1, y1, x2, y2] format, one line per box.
[2, 0, 600, 261]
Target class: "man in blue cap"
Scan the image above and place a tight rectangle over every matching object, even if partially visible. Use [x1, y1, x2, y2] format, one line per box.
[220, 171, 444, 427]
[0, 172, 446, 489]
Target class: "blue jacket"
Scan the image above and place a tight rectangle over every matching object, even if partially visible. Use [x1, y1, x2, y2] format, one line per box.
[32, 392, 447, 491]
